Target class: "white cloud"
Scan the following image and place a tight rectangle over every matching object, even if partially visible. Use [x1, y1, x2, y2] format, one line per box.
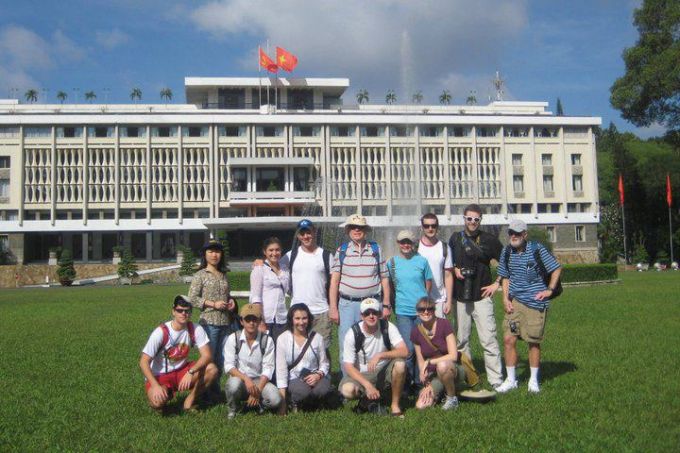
[189, 0, 528, 103]
[95, 29, 131, 50]
[635, 122, 667, 139]
[53, 30, 86, 61]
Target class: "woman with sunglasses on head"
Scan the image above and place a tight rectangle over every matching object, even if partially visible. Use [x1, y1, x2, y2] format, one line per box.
[250, 237, 290, 342]
[275, 303, 331, 414]
[411, 297, 461, 410]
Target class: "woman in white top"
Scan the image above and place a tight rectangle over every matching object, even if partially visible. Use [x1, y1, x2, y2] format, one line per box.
[276, 303, 331, 413]
[250, 237, 290, 342]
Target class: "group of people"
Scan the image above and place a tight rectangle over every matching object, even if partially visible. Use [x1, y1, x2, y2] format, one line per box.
[140, 205, 562, 418]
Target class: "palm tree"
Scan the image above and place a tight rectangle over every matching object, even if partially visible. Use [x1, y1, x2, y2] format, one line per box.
[160, 88, 173, 103]
[24, 89, 38, 104]
[439, 90, 451, 105]
[56, 91, 68, 104]
[411, 91, 423, 104]
[356, 89, 369, 104]
[85, 91, 97, 103]
[130, 88, 142, 103]
[385, 89, 396, 105]
[465, 90, 477, 105]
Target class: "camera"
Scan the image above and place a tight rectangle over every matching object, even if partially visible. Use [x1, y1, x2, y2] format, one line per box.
[460, 267, 477, 301]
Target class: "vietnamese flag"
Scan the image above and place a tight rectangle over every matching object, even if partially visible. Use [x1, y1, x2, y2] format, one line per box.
[618, 173, 625, 206]
[259, 48, 278, 73]
[667, 173, 673, 207]
[276, 46, 298, 72]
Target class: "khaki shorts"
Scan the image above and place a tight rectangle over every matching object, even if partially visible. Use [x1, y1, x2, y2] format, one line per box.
[312, 311, 332, 349]
[503, 299, 548, 343]
[339, 359, 405, 393]
[428, 363, 468, 399]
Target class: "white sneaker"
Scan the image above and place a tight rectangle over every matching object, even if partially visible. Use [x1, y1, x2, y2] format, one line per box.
[495, 378, 518, 393]
[528, 380, 541, 393]
[441, 396, 459, 411]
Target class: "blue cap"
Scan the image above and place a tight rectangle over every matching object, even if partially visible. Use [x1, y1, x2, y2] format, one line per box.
[297, 219, 315, 231]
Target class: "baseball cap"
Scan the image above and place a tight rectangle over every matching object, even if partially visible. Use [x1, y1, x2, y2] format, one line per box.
[396, 230, 416, 243]
[240, 303, 262, 319]
[508, 219, 527, 233]
[297, 219, 315, 231]
[360, 297, 381, 314]
[173, 295, 192, 309]
[201, 239, 224, 253]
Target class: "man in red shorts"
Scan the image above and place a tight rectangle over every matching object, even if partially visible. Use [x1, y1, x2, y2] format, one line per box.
[140, 295, 218, 413]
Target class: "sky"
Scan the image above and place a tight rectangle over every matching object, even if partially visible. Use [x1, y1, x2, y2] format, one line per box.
[0, 0, 663, 138]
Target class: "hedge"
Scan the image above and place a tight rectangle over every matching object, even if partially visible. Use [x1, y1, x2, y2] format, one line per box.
[227, 271, 250, 291]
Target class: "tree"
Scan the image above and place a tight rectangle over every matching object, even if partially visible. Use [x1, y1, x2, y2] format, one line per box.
[385, 89, 396, 105]
[465, 91, 477, 105]
[527, 227, 553, 253]
[24, 89, 38, 103]
[356, 89, 369, 104]
[610, 0, 680, 132]
[556, 97, 564, 116]
[56, 91, 67, 104]
[85, 91, 97, 103]
[160, 88, 173, 103]
[598, 204, 624, 262]
[178, 245, 196, 277]
[130, 88, 142, 103]
[439, 90, 451, 105]
[411, 91, 423, 104]
[57, 249, 76, 286]
[117, 248, 138, 282]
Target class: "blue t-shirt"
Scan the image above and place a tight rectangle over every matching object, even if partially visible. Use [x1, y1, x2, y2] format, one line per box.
[497, 241, 560, 311]
[387, 254, 434, 316]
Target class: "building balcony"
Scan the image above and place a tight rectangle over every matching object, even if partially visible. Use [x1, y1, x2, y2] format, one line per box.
[229, 191, 316, 204]
[229, 157, 314, 166]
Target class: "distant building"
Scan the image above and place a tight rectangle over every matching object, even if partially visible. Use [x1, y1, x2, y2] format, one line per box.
[0, 77, 600, 263]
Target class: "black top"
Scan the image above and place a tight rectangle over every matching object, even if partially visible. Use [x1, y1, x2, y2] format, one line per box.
[448, 230, 503, 302]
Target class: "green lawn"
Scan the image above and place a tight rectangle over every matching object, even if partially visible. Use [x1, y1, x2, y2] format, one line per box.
[1, 272, 679, 451]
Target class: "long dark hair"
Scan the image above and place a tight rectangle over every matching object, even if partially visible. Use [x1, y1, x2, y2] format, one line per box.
[198, 247, 226, 272]
[285, 303, 314, 334]
[262, 237, 282, 258]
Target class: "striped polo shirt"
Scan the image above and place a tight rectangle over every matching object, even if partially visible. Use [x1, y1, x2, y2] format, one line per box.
[332, 240, 388, 299]
[497, 241, 560, 311]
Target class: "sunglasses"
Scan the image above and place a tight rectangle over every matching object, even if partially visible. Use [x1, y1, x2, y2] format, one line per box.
[362, 309, 381, 317]
[416, 306, 436, 313]
[174, 308, 192, 314]
[243, 316, 260, 323]
[422, 223, 438, 230]
[349, 225, 366, 231]
[508, 230, 524, 237]
[464, 216, 481, 223]
[398, 240, 413, 245]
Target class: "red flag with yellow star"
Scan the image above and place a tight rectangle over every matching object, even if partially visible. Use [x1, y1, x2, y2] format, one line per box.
[259, 47, 278, 73]
[276, 46, 298, 72]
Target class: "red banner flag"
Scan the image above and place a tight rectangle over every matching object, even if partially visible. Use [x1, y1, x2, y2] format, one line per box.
[276, 46, 298, 72]
[667, 173, 672, 207]
[259, 48, 278, 73]
[618, 174, 625, 206]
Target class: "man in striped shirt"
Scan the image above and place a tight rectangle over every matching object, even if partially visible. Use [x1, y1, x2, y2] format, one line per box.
[329, 214, 390, 376]
[495, 219, 561, 394]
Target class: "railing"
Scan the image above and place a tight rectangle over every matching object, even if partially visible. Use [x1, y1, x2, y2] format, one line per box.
[199, 102, 343, 110]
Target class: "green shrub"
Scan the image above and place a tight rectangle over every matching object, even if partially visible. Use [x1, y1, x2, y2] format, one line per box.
[228, 271, 250, 291]
[178, 245, 196, 277]
[560, 264, 618, 283]
[117, 248, 138, 279]
[57, 249, 76, 285]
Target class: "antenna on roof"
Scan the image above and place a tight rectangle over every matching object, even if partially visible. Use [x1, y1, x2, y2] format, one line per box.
[493, 71, 505, 101]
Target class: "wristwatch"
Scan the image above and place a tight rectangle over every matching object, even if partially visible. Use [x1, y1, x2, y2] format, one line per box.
[547, 287, 555, 293]
[188, 369, 196, 375]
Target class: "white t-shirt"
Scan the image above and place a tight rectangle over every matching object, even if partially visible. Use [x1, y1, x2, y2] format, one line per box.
[417, 238, 453, 303]
[142, 321, 209, 376]
[281, 246, 334, 315]
[342, 321, 404, 373]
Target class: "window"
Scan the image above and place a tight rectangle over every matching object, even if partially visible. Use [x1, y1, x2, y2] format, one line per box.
[513, 175, 524, 193]
[184, 126, 207, 137]
[536, 127, 557, 138]
[512, 154, 522, 166]
[122, 126, 145, 138]
[542, 154, 552, 166]
[88, 127, 113, 138]
[360, 126, 385, 137]
[219, 126, 246, 137]
[477, 127, 498, 137]
[571, 154, 581, 165]
[420, 126, 442, 137]
[547, 226, 556, 243]
[543, 175, 554, 193]
[256, 126, 283, 137]
[25, 127, 51, 138]
[330, 126, 355, 137]
[0, 179, 8, 197]
[293, 126, 320, 137]
[572, 175, 583, 192]
[153, 126, 177, 137]
[57, 127, 81, 138]
[0, 127, 19, 138]
[256, 168, 284, 191]
[0, 157, 9, 168]
[575, 225, 585, 242]
[449, 127, 471, 137]
[0, 235, 7, 251]
[293, 167, 310, 191]
[538, 203, 560, 213]
[505, 127, 529, 137]
[390, 126, 413, 137]
[231, 167, 247, 192]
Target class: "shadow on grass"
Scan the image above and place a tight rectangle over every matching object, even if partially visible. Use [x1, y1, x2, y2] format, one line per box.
[517, 361, 578, 382]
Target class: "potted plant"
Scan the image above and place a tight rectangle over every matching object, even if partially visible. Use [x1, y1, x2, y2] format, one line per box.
[117, 248, 138, 285]
[178, 245, 196, 284]
[57, 249, 76, 286]
[112, 245, 123, 265]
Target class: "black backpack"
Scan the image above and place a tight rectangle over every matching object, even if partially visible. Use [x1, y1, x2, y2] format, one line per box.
[233, 330, 270, 356]
[502, 241, 563, 299]
[352, 319, 392, 357]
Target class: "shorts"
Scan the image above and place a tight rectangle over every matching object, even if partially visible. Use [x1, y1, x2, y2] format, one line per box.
[503, 299, 547, 343]
[428, 363, 468, 399]
[339, 359, 405, 393]
[145, 361, 195, 399]
[312, 311, 332, 349]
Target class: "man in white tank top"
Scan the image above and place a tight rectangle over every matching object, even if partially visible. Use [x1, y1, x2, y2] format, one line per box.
[416, 213, 454, 320]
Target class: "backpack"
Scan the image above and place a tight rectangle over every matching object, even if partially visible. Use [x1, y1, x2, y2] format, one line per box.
[352, 319, 392, 358]
[289, 246, 333, 297]
[386, 257, 397, 308]
[338, 240, 381, 274]
[159, 321, 196, 373]
[233, 329, 270, 356]
[502, 241, 563, 299]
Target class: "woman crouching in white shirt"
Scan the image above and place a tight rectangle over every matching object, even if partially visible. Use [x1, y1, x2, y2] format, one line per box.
[250, 237, 290, 342]
[276, 303, 331, 413]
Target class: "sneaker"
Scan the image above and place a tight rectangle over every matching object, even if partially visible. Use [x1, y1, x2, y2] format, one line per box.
[495, 378, 518, 393]
[441, 396, 459, 411]
[227, 410, 236, 420]
[528, 380, 541, 393]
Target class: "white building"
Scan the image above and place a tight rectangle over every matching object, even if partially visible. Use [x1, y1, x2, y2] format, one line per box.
[0, 77, 601, 263]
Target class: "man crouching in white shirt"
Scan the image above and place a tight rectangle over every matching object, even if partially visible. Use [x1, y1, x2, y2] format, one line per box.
[339, 298, 409, 418]
[223, 303, 282, 419]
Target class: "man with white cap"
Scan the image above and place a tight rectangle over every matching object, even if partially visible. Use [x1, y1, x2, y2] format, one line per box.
[386, 229, 433, 388]
[495, 219, 562, 394]
[329, 214, 390, 376]
[339, 297, 409, 417]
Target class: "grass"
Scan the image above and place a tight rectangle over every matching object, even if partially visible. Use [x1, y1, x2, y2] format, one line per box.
[1, 272, 679, 451]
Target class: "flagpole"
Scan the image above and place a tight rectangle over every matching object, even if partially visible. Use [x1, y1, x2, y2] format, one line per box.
[258, 46, 262, 109]
[266, 39, 271, 107]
